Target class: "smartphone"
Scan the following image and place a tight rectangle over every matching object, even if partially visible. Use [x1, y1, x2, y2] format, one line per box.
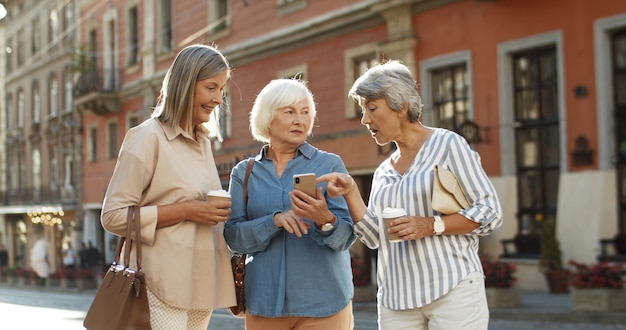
[293, 173, 317, 197]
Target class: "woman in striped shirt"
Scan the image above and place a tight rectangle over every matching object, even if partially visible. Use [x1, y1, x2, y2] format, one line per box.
[319, 60, 502, 330]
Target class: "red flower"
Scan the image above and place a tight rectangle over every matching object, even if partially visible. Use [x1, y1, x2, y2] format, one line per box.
[568, 259, 626, 289]
[481, 255, 517, 288]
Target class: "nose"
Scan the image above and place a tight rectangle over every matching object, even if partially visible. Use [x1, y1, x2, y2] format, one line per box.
[360, 110, 370, 126]
[214, 93, 223, 105]
[294, 112, 304, 124]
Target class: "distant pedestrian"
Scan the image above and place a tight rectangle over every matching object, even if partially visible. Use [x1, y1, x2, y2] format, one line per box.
[30, 231, 49, 285]
[79, 242, 89, 269]
[0, 244, 8, 281]
[63, 243, 76, 269]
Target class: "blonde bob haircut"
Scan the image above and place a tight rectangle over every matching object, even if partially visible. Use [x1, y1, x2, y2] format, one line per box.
[152, 44, 230, 141]
[249, 78, 316, 143]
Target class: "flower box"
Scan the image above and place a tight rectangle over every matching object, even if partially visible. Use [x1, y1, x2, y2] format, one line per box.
[571, 288, 626, 311]
[486, 287, 522, 308]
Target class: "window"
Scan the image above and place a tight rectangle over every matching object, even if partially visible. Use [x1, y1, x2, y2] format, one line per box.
[107, 121, 119, 159]
[17, 28, 25, 66]
[159, 0, 172, 53]
[430, 64, 469, 131]
[17, 90, 25, 128]
[33, 148, 41, 199]
[5, 37, 13, 73]
[32, 18, 41, 55]
[64, 72, 72, 113]
[49, 9, 59, 48]
[127, 112, 141, 130]
[33, 84, 41, 123]
[277, 0, 307, 16]
[64, 154, 74, 188]
[50, 145, 58, 190]
[220, 89, 231, 139]
[127, 6, 139, 66]
[105, 18, 117, 90]
[88, 126, 98, 161]
[209, 0, 229, 34]
[9, 154, 19, 191]
[344, 45, 380, 118]
[50, 78, 58, 117]
[513, 46, 560, 241]
[63, 2, 75, 44]
[6, 94, 13, 129]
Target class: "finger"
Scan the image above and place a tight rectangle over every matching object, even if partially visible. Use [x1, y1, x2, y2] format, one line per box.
[316, 173, 334, 184]
[294, 219, 309, 235]
[315, 187, 324, 199]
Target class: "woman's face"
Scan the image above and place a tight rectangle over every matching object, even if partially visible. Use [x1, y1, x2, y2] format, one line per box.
[191, 70, 229, 127]
[268, 98, 312, 147]
[360, 97, 402, 146]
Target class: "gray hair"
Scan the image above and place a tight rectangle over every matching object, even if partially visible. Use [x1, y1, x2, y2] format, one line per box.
[348, 60, 422, 123]
[152, 44, 230, 140]
[249, 78, 316, 143]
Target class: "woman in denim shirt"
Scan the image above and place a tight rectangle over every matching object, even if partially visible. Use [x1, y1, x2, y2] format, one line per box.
[224, 78, 356, 330]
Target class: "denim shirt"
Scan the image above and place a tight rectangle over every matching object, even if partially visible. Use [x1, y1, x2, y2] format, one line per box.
[224, 142, 356, 317]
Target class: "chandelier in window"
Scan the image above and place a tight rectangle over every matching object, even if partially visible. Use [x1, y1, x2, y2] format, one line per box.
[27, 207, 64, 226]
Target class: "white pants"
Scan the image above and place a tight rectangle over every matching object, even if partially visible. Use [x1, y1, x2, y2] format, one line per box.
[378, 272, 489, 330]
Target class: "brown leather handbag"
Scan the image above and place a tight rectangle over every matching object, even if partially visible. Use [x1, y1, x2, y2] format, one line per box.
[228, 158, 254, 318]
[84, 206, 151, 329]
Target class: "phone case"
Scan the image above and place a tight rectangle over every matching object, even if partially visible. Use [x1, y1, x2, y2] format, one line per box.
[293, 173, 316, 197]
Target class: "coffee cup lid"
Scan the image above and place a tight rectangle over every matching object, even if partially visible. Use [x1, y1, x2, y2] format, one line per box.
[207, 190, 231, 198]
[382, 208, 406, 218]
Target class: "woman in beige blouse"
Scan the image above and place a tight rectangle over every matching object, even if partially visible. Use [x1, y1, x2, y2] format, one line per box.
[101, 44, 235, 329]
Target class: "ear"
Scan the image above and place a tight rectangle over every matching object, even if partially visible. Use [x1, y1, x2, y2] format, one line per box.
[398, 103, 409, 118]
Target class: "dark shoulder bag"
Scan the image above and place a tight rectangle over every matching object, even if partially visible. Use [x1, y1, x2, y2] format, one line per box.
[228, 158, 254, 318]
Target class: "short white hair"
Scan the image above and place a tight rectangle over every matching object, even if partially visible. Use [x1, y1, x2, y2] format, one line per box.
[249, 78, 316, 143]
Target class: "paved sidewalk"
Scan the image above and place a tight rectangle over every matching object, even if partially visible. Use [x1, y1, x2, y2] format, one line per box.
[1, 284, 625, 329]
[489, 291, 626, 326]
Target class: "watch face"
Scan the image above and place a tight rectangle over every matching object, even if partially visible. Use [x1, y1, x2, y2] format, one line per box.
[434, 221, 445, 234]
[321, 223, 334, 232]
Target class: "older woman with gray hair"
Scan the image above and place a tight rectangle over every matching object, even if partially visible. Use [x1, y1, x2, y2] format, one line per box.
[319, 60, 502, 329]
[225, 78, 356, 330]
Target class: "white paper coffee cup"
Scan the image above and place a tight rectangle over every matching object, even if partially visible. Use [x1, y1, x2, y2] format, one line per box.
[207, 189, 231, 202]
[382, 208, 406, 242]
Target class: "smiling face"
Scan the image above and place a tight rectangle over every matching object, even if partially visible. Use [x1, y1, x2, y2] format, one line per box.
[190, 70, 229, 127]
[268, 98, 312, 148]
[360, 97, 403, 146]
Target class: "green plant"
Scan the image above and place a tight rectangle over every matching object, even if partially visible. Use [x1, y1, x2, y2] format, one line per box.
[4, 266, 18, 277]
[568, 260, 626, 289]
[539, 216, 564, 271]
[481, 255, 517, 288]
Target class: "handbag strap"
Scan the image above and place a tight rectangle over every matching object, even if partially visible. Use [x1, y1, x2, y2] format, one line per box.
[243, 158, 254, 217]
[121, 206, 142, 270]
[236, 158, 254, 264]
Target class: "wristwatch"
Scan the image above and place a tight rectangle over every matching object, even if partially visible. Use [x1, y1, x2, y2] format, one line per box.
[321, 222, 335, 232]
[433, 215, 445, 235]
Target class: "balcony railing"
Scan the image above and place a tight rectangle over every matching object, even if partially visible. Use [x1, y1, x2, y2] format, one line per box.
[0, 186, 76, 206]
[73, 68, 122, 115]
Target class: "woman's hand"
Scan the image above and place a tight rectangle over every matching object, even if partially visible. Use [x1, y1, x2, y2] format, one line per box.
[386, 216, 432, 241]
[316, 173, 354, 198]
[157, 199, 232, 228]
[273, 210, 312, 237]
[290, 188, 335, 228]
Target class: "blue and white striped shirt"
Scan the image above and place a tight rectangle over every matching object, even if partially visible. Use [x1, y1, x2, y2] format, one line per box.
[354, 128, 503, 310]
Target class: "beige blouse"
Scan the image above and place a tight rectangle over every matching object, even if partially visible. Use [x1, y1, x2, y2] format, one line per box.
[101, 118, 235, 310]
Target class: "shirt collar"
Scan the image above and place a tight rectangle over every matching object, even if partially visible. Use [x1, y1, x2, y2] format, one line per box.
[260, 141, 315, 160]
[157, 119, 210, 141]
